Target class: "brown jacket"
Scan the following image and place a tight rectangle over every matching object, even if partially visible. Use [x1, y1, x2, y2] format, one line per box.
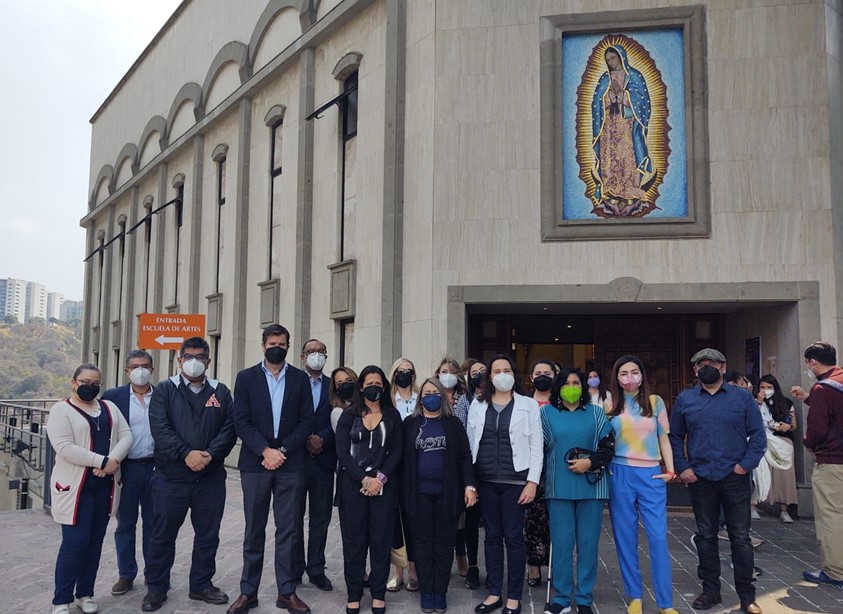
[804, 366, 843, 464]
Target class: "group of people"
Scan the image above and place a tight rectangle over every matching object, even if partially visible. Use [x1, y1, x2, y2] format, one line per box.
[46, 328, 843, 614]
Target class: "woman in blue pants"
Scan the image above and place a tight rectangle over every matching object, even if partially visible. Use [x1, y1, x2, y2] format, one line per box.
[606, 355, 678, 614]
[541, 368, 614, 614]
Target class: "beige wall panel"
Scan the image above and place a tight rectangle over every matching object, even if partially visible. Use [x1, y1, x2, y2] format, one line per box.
[169, 102, 196, 143]
[317, 0, 344, 21]
[138, 133, 161, 169]
[115, 160, 134, 189]
[252, 8, 301, 72]
[204, 62, 242, 115]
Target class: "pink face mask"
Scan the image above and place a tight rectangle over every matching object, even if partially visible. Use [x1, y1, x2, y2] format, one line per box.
[618, 373, 643, 392]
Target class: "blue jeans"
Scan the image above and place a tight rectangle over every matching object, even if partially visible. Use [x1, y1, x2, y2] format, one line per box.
[547, 498, 604, 607]
[609, 464, 673, 608]
[114, 459, 154, 581]
[145, 470, 227, 594]
[478, 482, 527, 601]
[54, 484, 112, 604]
[688, 472, 755, 605]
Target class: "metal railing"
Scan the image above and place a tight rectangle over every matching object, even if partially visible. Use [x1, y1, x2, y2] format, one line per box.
[0, 399, 58, 509]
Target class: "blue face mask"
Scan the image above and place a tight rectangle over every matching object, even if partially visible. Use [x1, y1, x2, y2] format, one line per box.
[421, 394, 442, 412]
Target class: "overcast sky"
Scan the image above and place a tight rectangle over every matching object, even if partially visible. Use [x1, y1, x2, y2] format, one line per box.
[0, 0, 181, 300]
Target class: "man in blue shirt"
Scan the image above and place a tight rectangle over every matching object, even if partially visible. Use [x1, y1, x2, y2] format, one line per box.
[669, 348, 766, 614]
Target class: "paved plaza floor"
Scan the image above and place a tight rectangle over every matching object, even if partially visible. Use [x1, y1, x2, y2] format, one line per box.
[2, 472, 841, 613]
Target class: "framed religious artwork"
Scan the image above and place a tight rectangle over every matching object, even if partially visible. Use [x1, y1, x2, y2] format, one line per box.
[540, 5, 710, 240]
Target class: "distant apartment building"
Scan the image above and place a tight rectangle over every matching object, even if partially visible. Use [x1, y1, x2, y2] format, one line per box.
[0, 279, 27, 322]
[25, 283, 47, 322]
[46, 292, 64, 320]
[60, 300, 83, 323]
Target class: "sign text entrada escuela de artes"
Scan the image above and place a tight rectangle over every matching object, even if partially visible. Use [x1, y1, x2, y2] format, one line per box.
[138, 314, 207, 350]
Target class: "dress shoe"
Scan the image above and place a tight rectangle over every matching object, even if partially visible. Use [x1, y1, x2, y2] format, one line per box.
[741, 604, 762, 614]
[372, 606, 386, 614]
[691, 593, 722, 610]
[309, 574, 333, 591]
[421, 593, 435, 613]
[386, 576, 404, 592]
[434, 593, 447, 613]
[347, 608, 360, 614]
[465, 566, 480, 590]
[227, 594, 258, 613]
[503, 603, 522, 614]
[111, 578, 133, 596]
[277, 592, 312, 614]
[527, 572, 542, 587]
[189, 585, 229, 605]
[475, 598, 503, 613]
[141, 592, 168, 612]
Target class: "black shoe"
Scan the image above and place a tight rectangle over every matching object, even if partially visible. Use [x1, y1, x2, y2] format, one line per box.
[465, 567, 480, 590]
[527, 574, 542, 588]
[576, 606, 592, 614]
[189, 585, 229, 605]
[347, 609, 360, 614]
[227, 594, 259, 613]
[503, 603, 522, 614]
[308, 575, 333, 591]
[475, 598, 503, 613]
[111, 577, 133, 596]
[691, 593, 722, 610]
[372, 607, 386, 614]
[141, 592, 167, 612]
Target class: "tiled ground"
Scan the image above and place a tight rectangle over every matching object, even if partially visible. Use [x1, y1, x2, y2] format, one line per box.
[1, 472, 841, 613]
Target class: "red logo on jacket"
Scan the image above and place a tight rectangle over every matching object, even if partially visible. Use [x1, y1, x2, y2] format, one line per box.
[55, 483, 71, 492]
[205, 393, 221, 408]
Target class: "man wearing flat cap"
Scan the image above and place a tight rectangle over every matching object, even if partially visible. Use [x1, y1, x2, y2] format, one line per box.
[669, 348, 766, 614]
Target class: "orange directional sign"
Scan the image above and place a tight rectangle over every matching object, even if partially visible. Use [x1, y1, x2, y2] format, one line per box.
[138, 313, 206, 350]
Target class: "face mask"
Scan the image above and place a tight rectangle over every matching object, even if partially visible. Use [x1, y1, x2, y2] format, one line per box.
[76, 383, 100, 402]
[532, 375, 553, 392]
[363, 385, 384, 402]
[560, 385, 582, 405]
[395, 371, 414, 389]
[618, 373, 642, 392]
[306, 352, 326, 371]
[336, 381, 356, 401]
[587, 376, 600, 388]
[182, 358, 206, 378]
[697, 365, 721, 385]
[421, 394, 442, 412]
[265, 346, 287, 365]
[439, 373, 458, 390]
[805, 365, 817, 381]
[492, 372, 515, 392]
[129, 367, 151, 387]
[763, 388, 775, 399]
[471, 372, 485, 388]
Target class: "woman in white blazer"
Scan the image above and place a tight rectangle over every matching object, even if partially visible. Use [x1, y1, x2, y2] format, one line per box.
[48, 364, 132, 614]
[466, 355, 543, 614]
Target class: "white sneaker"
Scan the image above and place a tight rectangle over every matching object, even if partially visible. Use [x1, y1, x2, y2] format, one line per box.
[76, 597, 98, 614]
[780, 510, 794, 523]
[51, 605, 71, 614]
[751, 507, 761, 520]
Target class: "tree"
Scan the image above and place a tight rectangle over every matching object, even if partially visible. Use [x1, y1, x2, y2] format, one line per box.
[2, 315, 17, 325]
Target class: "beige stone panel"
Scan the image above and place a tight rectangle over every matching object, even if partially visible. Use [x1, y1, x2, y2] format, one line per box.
[203, 62, 242, 115]
[402, 320, 434, 375]
[797, 106, 830, 159]
[138, 133, 161, 169]
[484, 24, 535, 76]
[765, 2, 825, 57]
[710, 58, 773, 111]
[707, 5, 737, 60]
[252, 7, 301, 72]
[434, 29, 463, 78]
[767, 54, 828, 108]
[435, 0, 489, 31]
[802, 211, 834, 265]
[169, 101, 197, 143]
[803, 157, 832, 211]
[708, 110, 753, 161]
[729, 7, 771, 59]
[406, 0, 435, 47]
[115, 159, 134, 189]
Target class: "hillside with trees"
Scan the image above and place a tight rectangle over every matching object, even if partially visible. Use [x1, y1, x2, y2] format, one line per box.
[0, 319, 82, 399]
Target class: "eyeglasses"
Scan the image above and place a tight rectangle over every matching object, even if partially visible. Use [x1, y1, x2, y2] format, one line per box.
[182, 353, 208, 361]
[303, 349, 327, 356]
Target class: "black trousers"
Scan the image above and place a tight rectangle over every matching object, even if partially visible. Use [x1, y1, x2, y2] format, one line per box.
[291, 461, 335, 580]
[239, 470, 303, 597]
[409, 493, 459, 596]
[146, 471, 226, 594]
[455, 502, 481, 566]
[338, 472, 397, 602]
[479, 481, 527, 601]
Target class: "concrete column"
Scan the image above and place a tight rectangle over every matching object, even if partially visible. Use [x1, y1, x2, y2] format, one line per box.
[188, 135, 205, 314]
[295, 47, 315, 347]
[231, 98, 252, 370]
[122, 187, 140, 363]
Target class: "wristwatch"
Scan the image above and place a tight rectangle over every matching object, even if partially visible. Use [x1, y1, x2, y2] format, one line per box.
[279, 446, 288, 455]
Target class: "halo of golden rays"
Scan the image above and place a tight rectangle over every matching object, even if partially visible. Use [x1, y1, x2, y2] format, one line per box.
[574, 34, 671, 216]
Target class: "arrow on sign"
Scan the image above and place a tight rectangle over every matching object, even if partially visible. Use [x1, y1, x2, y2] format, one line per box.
[155, 335, 184, 346]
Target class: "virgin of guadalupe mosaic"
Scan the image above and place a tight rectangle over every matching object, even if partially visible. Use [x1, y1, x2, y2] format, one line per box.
[576, 34, 669, 218]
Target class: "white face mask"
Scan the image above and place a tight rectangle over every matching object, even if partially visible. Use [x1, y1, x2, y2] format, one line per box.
[306, 352, 327, 371]
[182, 358, 206, 378]
[805, 368, 817, 381]
[763, 388, 774, 399]
[492, 372, 515, 392]
[439, 373, 458, 390]
[129, 367, 151, 387]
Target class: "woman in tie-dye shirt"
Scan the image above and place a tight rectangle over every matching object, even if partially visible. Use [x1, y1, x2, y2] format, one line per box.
[606, 355, 678, 614]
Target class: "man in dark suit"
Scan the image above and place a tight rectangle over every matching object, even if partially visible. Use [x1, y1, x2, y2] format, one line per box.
[291, 338, 336, 590]
[102, 349, 155, 597]
[228, 324, 315, 614]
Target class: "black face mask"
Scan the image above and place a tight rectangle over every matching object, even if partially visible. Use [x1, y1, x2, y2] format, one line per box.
[697, 365, 721, 385]
[363, 385, 384, 402]
[395, 371, 414, 389]
[77, 384, 100, 402]
[532, 375, 553, 392]
[336, 381, 356, 401]
[265, 346, 288, 365]
[471, 373, 485, 388]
